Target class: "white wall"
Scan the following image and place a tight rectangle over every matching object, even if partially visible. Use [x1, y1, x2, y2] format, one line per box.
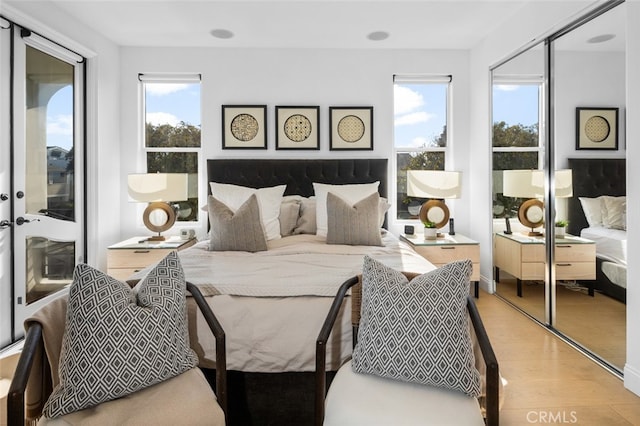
[118, 47, 472, 240]
[555, 50, 626, 168]
[624, 0, 640, 397]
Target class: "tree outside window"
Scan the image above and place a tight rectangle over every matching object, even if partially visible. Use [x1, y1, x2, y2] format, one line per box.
[143, 79, 201, 222]
[394, 79, 449, 220]
[492, 82, 541, 218]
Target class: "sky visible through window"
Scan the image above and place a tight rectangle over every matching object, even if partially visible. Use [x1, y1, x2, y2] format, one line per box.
[493, 84, 539, 127]
[144, 82, 201, 127]
[47, 82, 537, 151]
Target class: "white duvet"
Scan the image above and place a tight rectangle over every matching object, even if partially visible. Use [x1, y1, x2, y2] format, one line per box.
[580, 225, 627, 266]
[161, 232, 438, 372]
[175, 232, 436, 297]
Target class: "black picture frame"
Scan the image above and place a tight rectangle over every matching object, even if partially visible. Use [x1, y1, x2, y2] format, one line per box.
[329, 106, 373, 151]
[275, 106, 320, 150]
[222, 105, 267, 149]
[575, 107, 618, 150]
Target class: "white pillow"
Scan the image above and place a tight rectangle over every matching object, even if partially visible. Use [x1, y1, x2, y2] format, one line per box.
[210, 182, 286, 240]
[578, 196, 603, 226]
[312, 182, 380, 237]
[601, 195, 626, 230]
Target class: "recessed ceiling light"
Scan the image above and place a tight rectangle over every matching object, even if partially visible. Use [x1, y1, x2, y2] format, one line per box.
[367, 31, 389, 41]
[210, 29, 234, 39]
[587, 34, 615, 44]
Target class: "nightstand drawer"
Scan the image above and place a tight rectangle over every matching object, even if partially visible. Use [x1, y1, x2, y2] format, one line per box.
[107, 248, 175, 269]
[556, 262, 595, 280]
[413, 245, 479, 264]
[555, 244, 595, 262]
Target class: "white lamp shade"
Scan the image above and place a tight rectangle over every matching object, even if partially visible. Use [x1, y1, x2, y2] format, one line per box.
[502, 169, 572, 198]
[128, 173, 189, 202]
[554, 169, 573, 198]
[406, 170, 462, 199]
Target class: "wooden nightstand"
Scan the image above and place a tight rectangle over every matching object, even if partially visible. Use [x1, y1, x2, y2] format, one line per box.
[400, 233, 480, 297]
[494, 232, 595, 297]
[107, 236, 196, 281]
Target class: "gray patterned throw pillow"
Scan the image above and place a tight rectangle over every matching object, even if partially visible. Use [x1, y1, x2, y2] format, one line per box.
[351, 256, 481, 397]
[43, 251, 198, 418]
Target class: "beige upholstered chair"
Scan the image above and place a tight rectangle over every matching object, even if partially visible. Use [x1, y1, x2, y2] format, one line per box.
[8, 282, 227, 426]
[315, 273, 500, 426]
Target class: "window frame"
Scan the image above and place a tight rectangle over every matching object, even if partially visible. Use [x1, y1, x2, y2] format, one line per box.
[491, 76, 544, 219]
[394, 75, 452, 222]
[139, 73, 202, 226]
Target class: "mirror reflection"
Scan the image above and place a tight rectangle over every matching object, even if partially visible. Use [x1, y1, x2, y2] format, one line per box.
[491, 1, 626, 373]
[552, 3, 626, 371]
[491, 42, 547, 322]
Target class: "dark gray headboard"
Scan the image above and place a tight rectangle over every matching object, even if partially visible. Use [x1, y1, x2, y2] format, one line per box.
[567, 158, 626, 236]
[207, 158, 388, 198]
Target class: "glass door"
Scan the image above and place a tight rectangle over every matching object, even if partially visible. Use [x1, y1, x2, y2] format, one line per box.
[7, 26, 86, 339]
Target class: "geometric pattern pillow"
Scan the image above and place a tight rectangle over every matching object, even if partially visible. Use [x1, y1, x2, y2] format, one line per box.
[326, 192, 382, 246]
[351, 256, 481, 397]
[43, 251, 198, 418]
[208, 194, 268, 252]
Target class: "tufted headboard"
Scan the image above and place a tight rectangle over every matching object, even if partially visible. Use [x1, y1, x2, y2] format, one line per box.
[567, 158, 626, 236]
[206, 158, 388, 198]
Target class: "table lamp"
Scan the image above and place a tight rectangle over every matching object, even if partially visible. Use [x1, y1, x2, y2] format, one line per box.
[406, 170, 461, 235]
[503, 169, 572, 236]
[127, 173, 188, 241]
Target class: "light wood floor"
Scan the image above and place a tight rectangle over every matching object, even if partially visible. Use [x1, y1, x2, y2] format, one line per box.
[475, 291, 640, 425]
[496, 278, 626, 370]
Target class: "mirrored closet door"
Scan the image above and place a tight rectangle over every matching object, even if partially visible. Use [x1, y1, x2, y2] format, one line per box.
[491, 0, 627, 373]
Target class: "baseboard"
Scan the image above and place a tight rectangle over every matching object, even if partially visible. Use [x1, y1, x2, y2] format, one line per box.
[623, 363, 640, 397]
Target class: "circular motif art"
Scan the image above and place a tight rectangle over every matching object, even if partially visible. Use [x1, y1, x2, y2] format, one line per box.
[284, 114, 312, 142]
[337, 115, 365, 143]
[230, 114, 259, 142]
[584, 115, 610, 143]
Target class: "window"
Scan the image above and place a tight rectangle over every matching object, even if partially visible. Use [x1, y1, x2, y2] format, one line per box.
[141, 74, 201, 223]
[492, 79, 542, 218]
[394, 76, 450, 220]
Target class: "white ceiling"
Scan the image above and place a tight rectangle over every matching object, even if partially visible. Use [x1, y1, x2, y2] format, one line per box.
[37, 0, 536, 49]
[5, 0, 625, 51]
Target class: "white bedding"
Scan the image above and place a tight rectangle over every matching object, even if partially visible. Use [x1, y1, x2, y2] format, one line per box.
[580, 225, 627, 265]
[170, 232, 438, 372]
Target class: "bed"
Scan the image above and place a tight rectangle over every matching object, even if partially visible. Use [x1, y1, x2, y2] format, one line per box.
[567, 158, 626, 303]
[133, 158, 440, 424]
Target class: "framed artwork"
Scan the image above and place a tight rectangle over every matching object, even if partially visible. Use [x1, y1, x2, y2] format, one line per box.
[575, 107, 618, 150]
[275, 106, 320, 150]
[329, 106, 373, 150]
[222, 105, 267, 149]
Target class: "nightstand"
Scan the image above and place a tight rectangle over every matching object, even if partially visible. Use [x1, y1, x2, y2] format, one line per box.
[400, 233, 480, 297]
[107, 236, 196, 281]
[494, 232, 595, 297]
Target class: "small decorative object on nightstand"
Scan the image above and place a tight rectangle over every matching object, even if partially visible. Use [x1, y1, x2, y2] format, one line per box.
[400, 232, 480, 297]
[107, 236, 196, 281]
[423, 221, 437, 240]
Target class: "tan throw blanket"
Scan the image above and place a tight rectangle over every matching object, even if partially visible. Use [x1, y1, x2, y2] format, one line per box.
[24, 297, 68, 420]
